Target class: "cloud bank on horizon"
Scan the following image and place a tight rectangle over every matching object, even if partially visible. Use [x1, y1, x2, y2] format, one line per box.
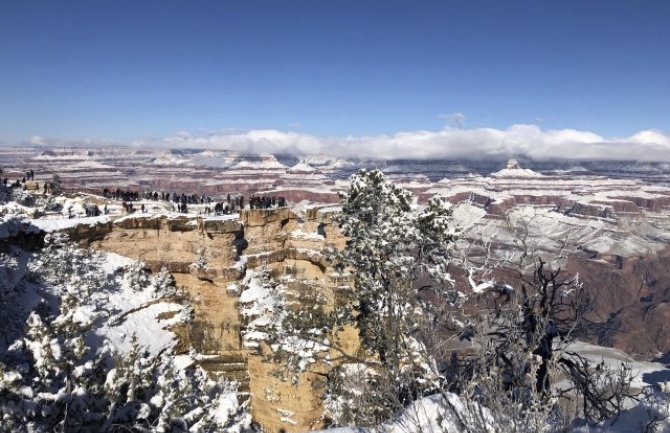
[32, 124, 670, 161]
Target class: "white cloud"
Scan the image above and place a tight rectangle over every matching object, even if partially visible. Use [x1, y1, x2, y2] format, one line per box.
[144, 125, 670, 161]
[30, 135, 47, 145]
[23, 124, 670, 161]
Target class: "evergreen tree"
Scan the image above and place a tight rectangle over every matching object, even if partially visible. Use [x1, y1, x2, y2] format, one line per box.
[282, 169, 460, 426]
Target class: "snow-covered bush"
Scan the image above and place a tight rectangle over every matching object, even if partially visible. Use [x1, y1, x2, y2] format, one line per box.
[0, 236, 251, 432]
[189, 248, 208, 275]
[292, 170, 643, 432]
[238, 269, 287, 351]
[28, 232, 115, 300]
[151, 266, 178, 298]
[0, 251, 31, 351]
[123, 260, 151, 293]
[103, 335, 249, 433]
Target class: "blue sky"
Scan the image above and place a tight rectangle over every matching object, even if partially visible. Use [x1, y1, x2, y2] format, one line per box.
[0, 0, 668, 147]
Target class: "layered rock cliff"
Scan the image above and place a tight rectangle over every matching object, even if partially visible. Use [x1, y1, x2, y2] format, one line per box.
[5, 196, 670, 431]
[88, 208, 348, 433]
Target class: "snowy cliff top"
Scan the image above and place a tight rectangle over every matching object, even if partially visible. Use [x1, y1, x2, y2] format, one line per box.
[30, 216, 111, 233]
[0, 214, 110, 238]
[287, 162, 318, 173]
[491, 159, 543, 178]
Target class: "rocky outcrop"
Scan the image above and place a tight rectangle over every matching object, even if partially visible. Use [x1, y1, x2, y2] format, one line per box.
[89, 209, 341, 432]
[96, 214, 242, 276]
[0, 215, 113, 249]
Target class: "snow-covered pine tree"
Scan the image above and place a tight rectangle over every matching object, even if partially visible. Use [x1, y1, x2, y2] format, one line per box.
[1, 234, 251, 432]
[124, 260, 151, 293]
[281, 169, 461, 426]
[0, 292, 111, 432]
[151, 266, 177, 298]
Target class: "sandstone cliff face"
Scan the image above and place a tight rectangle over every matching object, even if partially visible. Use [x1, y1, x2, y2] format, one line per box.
[97, 214, 243, 277]
[89, 208, 347, 433]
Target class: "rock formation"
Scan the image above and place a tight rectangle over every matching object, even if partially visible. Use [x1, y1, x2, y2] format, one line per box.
[87, 207, 346, 432]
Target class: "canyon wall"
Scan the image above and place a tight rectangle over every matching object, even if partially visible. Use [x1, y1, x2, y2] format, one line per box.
[91, 207, 348, 433]
[5, 200, 670, 431]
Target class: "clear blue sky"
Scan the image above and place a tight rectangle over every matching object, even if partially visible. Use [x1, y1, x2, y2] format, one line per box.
[0, 0, 668, 144]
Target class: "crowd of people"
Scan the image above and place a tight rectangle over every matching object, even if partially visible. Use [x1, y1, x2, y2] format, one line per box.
[102, 187, 287, 215]
[0, 168, 290, 217]
[1, 167, 43, 191]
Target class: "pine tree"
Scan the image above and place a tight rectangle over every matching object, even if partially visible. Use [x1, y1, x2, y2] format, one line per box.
[123, 261, 151, 293]
[280, 169, 460, 426]
[151, 267, 177, 298]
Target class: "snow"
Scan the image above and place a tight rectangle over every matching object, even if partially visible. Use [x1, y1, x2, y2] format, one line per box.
[231, 158, 287, 170]
[316, 389, 670, 433]
[287, 162, 317, 173]
[103, 302, 184, 355]
[1, 214, 113, 239]
[68, 160, 115, 170]
[172, 354, 195, 370]
[212, 388, 247, 427]
[566, 341, 670, 391]
[232, 255, 248, 271]
[0, 201, 40, 217]
[30, 215, 110, 233]
[315, 393, 494, 433]
[113, 213, 163, 224]
[290, 228, 325, 241]
[450, 202, 487, 231]
[491, 167, 543, 178]
[203, 213, 240, 221]
[277, 408, 298, 425]
[572, 396, 670, 433]
[491, 160, 543, 178]
[0, 215, 111, 239]
[316, 205, 342, 216]
[151, 154, 192, 166]
[239, 274, 272, 305]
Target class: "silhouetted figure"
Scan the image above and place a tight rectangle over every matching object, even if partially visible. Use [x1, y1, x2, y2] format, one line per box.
[85, 204, 101, 217]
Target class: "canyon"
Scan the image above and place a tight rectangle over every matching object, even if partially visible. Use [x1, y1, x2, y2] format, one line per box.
[3, 149, 670, 430]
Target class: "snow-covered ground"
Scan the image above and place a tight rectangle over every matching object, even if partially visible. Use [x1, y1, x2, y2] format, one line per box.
[314, 391, 670, 433]
[0, 237, 252, 431]
[566, 341, 670, 391]
[314, 393, 495, 433]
